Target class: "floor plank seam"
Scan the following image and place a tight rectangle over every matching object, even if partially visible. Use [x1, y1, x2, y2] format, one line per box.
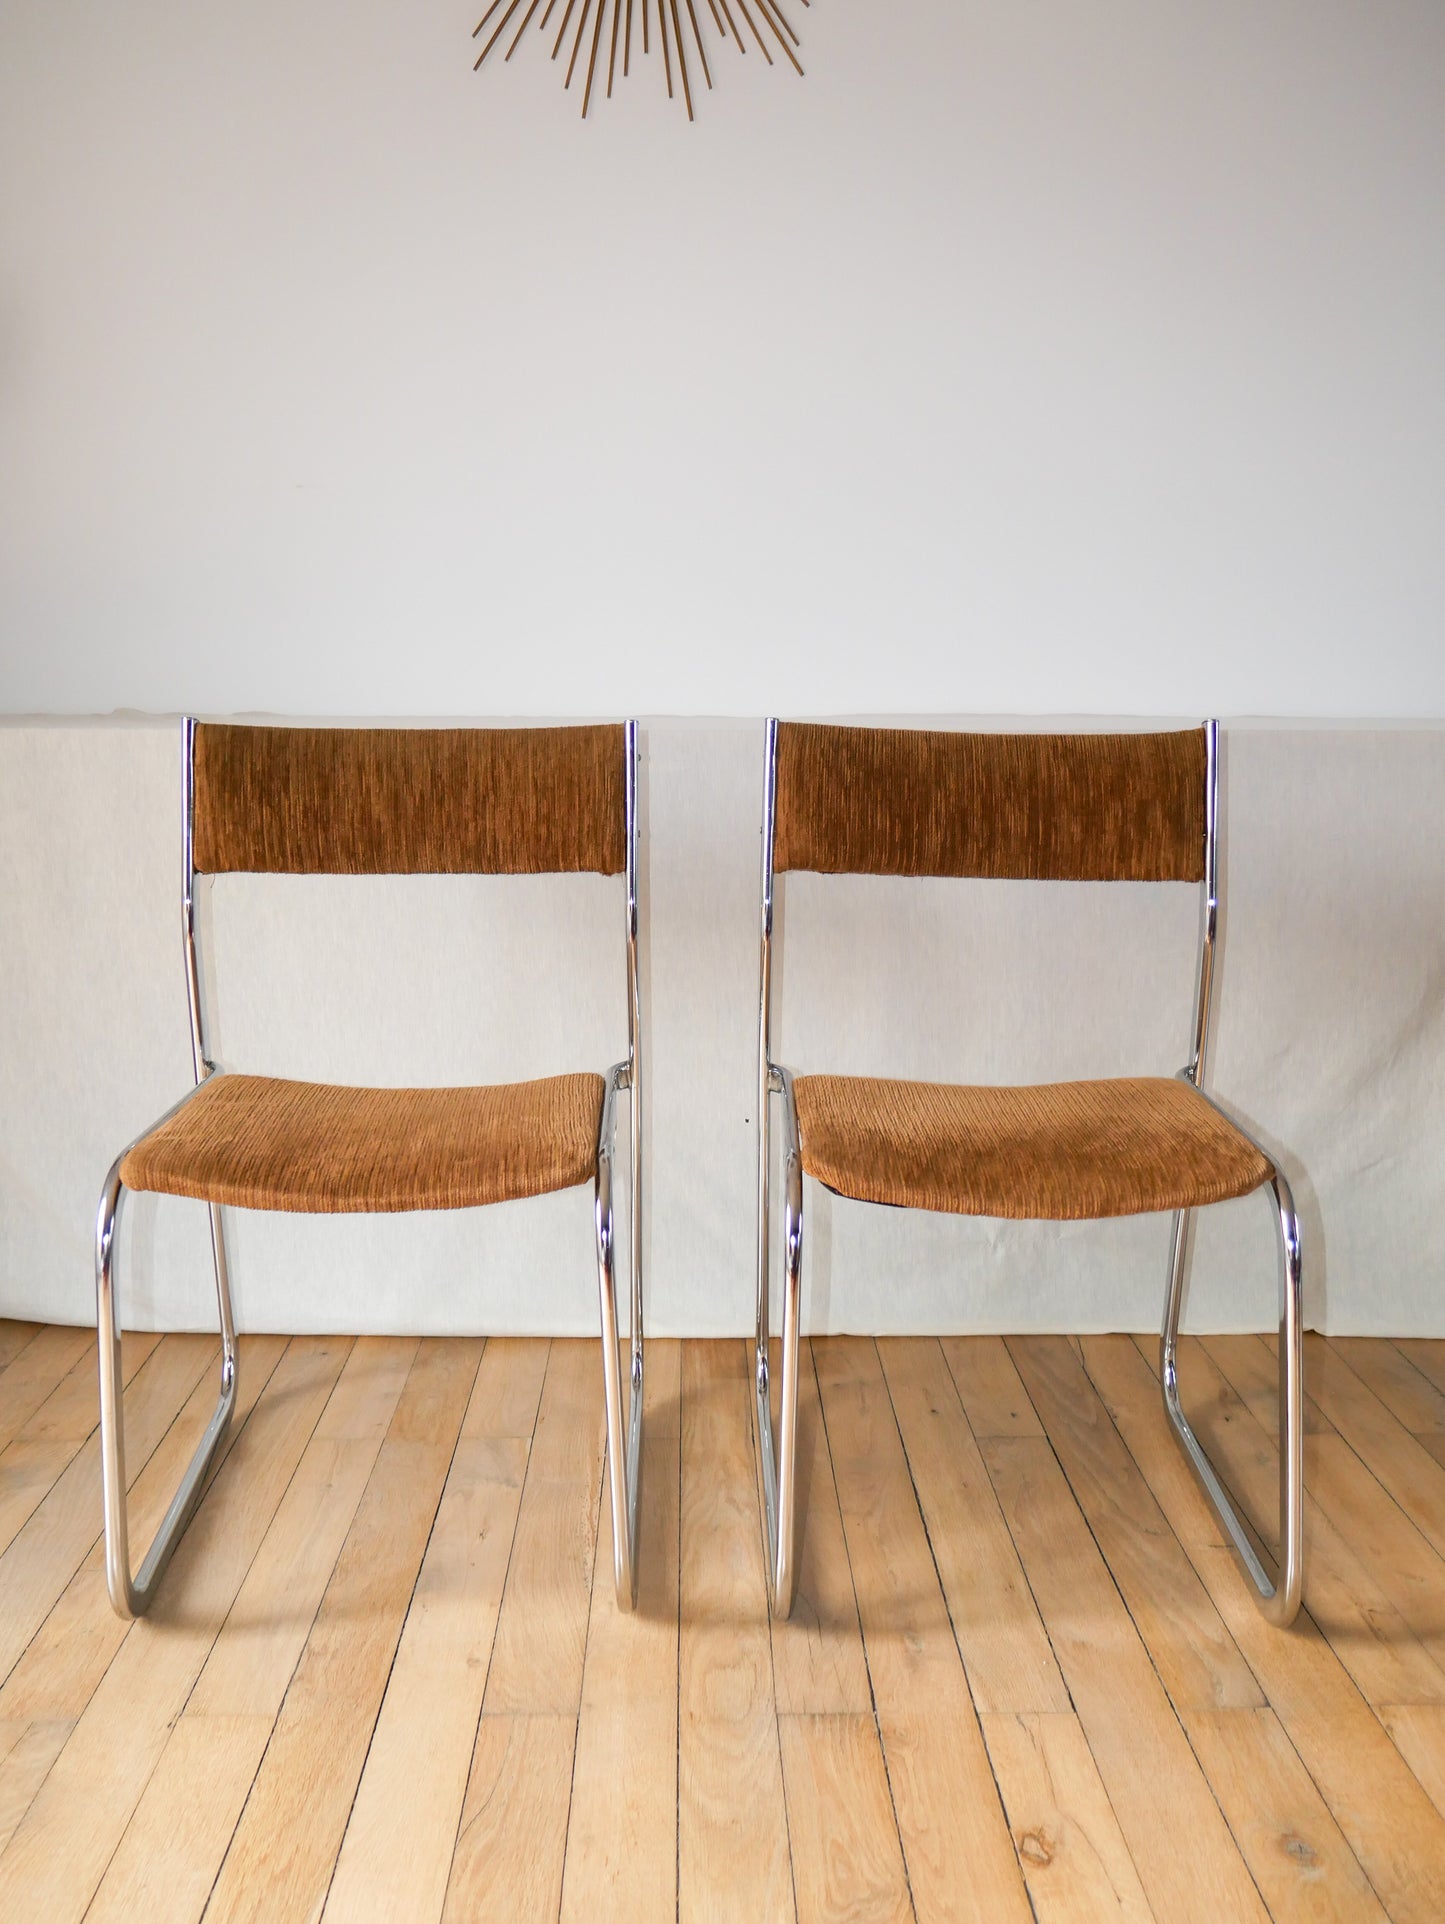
[314, 1338, 487, 1924]
[0, 1332, 226, 1697]
[1078, 1334, 1393, 1924]
[1196, 1332, 1445, 1868]
[183, 1336, 371, 1924]
[439, 1336, 545, 1906]
[0, 1334, 295, 1892]
[556, 1386, 608, 1924]
[752, 1338, 802, 1924]
[809, 1340, 920, 1924]
[873, 1336, 1028, 1883]
[1011, 1335, 1276, 1924]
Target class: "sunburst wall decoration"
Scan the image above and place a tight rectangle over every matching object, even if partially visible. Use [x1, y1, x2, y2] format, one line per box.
[472, 0, 810, 121]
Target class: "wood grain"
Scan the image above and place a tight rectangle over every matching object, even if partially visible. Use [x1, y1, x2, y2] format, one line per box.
[815, 1337, 1032, 1924]
[980, 1711, 1155, 1924]
[778, 1713, 913, 1924]
[981, 1429, 1268, 1924]
[86, 1337, 421, 1924]
[1087, 1331, 1445, 1924]
[0, 1335, 351, 1921]
[679, 1340, 794, 1922]
[204, 1339, 478, 1924]
[879, 1337, 1069, 1715]
[4, 1330, 1445, 1920]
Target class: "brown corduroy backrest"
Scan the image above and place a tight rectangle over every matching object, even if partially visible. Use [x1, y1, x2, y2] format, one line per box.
[191, 723, 626, 876]
[773, 723, 1208, 883]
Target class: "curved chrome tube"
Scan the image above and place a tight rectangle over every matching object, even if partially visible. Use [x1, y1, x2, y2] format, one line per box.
[754, 719, 803, 1617]
[1160, 1084, 1305, 1627]
[596, 1059, 643, 1609]
[96, 1081, 239, 1618]
[94, 716, 243, 1618]
[755, 1061, 803, 1617]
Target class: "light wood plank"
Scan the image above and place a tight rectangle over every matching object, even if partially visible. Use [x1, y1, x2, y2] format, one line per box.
[324, 1427, 528, 1923]
[85, 1337, 421, 1924]
[1174, 1335, 1445, 1707]
[981, 1431, 1268, 1924]
[87, 1715, 275, 1922]
[1295, 1334, 1445, 1564]
[940, 1336, 1044, 1438]
[1184, 1707, 1388, 1923]
[0, 1441, 77, 1563]
[1009, 1336, 1263, 1713]
[0, 1326, 95, 1453]
[679, 1339, 794, 1922]
[443, 1714, 575, 1923]
[980, 1711, 1156, 1924]
[0, 1719, 72, 1858]
[1394, 1340, 1445, 1402]
[0, 1335, 350, 1922]
[0, 1335, 286, 1730]
[203, 1338, 479, 1924]
[1335, 1338, 1445, 1436]
[443, 1341, 605, 1923]
[19, 1330, 160, 1445]
[1201, 1334, 1336, 1437]
[0, 1331, 162, 1558]
[879, 1337, 1070, 1715]
[460, 1335, 552, 1441]
[0, 1323, 45, 1372]
[815, 1338, 1032, 1924]
[1084, 1332, 1445, 1924]
[482, 1340, 606, 1716]
[559, 1404, 681, 1923]
[778, 1714, 913, 1924]
[1378, 1704, 1445, 1819]
[0, 1331, 224, 1698]
[769, 1340, 872, 1717]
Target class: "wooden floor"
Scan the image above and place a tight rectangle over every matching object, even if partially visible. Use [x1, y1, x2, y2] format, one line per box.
[3, 1327, 1445, 1920]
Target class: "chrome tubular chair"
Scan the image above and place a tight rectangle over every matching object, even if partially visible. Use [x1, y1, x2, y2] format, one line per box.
[96, 719, 645, 1618]
[755, 719, 1303, 1627]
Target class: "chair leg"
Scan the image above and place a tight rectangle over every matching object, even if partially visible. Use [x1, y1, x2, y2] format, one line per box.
[755, 1079, 803, 1618]
[596, 1069, 642, 1611]
[96, 1160, 238, 1619]
[1160, 1173, 1304, 1626]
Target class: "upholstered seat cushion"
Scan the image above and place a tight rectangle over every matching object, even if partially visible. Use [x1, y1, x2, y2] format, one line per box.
[793, 1074, 1272, 1221]
[120, 1071, 605, 1214]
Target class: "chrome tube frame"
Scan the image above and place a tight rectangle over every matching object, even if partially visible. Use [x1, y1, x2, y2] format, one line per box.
[1159, 719, 1304, 1627]
[595, 717, 645, 1610]
[97, 716, 238, 1618]
[755, 718, 803, 1617]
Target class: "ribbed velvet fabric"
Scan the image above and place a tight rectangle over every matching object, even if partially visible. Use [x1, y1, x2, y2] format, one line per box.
[120, 1072, 605, 1213]
[192, 723, 626, 876]
[773, 724, 1207, 881]
[793, 1074, 1271, 1220]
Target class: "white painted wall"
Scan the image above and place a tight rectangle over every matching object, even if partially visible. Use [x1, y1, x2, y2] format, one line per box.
[2, 719, 1442, 1338]
[2, 7, 1442, 1333]
[1, 2, 1443, 716]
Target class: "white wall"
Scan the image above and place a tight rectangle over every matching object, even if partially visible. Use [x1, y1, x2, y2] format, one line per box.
[1, 1, 1443, 716]
[2, 718, 1443, 1339]
[2, 8, 1443, 1335]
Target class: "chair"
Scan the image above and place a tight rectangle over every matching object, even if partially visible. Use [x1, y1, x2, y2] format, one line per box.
[753, 719, 1303, 1626]
[96, 719, 645, 1618]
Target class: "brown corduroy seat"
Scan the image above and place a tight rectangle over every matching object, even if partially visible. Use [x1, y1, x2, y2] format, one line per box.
[120, 1071, 605, 1215]
[793, 1073, 1273, 1222]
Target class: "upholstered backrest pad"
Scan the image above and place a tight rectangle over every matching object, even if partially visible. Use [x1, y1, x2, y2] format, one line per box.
[774, 723, 1207, 881]
[192, 723, 627, 875]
